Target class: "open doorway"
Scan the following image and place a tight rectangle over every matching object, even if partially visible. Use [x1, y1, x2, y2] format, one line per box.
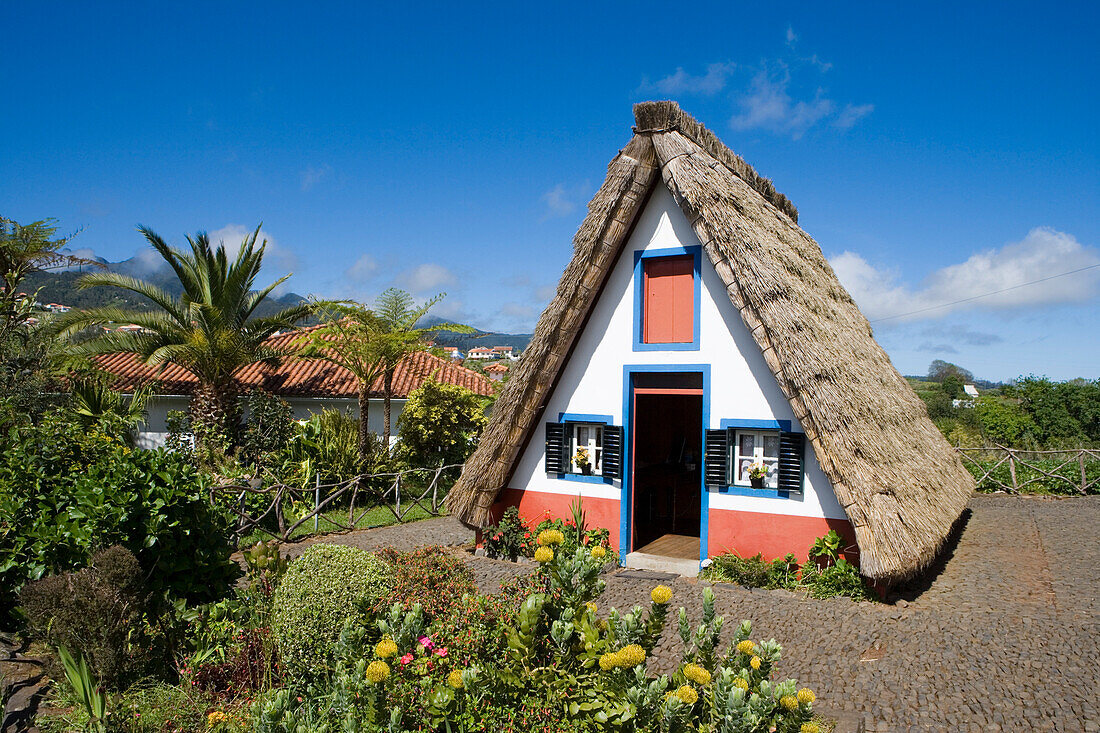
[631, 374, 703, 559]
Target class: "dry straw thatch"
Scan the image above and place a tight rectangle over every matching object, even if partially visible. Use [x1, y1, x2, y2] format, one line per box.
[447, 101, 973, 583]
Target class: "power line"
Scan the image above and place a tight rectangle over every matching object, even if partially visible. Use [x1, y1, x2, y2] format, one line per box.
[869, 262, 1100, 323]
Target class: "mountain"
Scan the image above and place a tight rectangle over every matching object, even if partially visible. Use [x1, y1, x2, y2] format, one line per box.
[23, 259, 310, 320]
[416, 316, 532, 352]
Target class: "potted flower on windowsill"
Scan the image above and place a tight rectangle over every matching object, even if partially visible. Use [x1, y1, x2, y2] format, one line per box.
[748, 461, 768, 489]
[575, 447, 592, 475]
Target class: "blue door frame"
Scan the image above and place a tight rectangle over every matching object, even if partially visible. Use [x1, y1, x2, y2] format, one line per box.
[620, 364, 711, 565]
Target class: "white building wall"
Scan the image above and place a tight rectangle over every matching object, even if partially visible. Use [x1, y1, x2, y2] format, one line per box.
[135, 394, 407, 449]
[508, 180, 845, 521]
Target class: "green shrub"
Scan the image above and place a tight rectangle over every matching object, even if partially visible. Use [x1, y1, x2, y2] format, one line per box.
[114, 682, 218, 733]
[271, 544, 391, 679]
[376, 545, 475, 621]
[19, 547, 151, 690]
[482, 506, 530, 561]
[700, 552, 800, 590]
[396, 379, 488, 467]
[801, 558, 877, 601]
[0, 415, 236, 625]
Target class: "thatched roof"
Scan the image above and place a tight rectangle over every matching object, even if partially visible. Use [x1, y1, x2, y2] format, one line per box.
[447, 101, 974, 583]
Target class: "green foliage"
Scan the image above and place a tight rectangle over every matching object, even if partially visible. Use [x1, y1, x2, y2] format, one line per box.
[20, 547, 151, 691]
[801, 559, 877, 601]
[940, 374, 964, 400]
[275, 409, 363, 487]
[699, 553, 800, 590]
[396, 379, 488, 467]
[1006, 376, 1100, 446]
[114, 683, 219, 733]
[375, 545, 476, 621]
[55, 645, 108, 733]
[482, 506, 531, 561]
[0, 415, 236, 625]
[271, 544, 392, 680]
[241, 390, 296, 471]
[243, 540, 290, 597]
[808, 530, 843, 565]
[974, 396, 1039, 447]
[964, 455, 1100, 495]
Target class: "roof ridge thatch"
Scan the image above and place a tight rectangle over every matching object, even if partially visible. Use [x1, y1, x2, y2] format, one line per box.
[633, 100, 798, 223]
[447, 102, 973, 584]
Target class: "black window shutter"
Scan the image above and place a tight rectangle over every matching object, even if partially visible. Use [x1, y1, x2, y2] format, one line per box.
[704, 428, 730, 488]
[602, 425, 624, 479]
[545, 423, 566, 475]
[778, 432, 805, 493]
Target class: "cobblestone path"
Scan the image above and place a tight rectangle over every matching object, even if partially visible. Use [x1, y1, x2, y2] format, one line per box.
[301, 495, 1100, 732]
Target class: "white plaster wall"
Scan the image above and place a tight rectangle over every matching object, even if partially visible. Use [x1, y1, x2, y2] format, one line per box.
[508, 180, 846, 521]
[135, 395, 406, 449]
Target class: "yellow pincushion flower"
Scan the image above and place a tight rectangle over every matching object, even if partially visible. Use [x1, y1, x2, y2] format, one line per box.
[800, 723, 821, 733]
[590, 545, 607, 559]
[780, 695, 799, 711]
[447, 670, 465, 689]
[537, 529, 564, 546]
[735, 640, 756, 656]
[733, 677, 749, 691]
[797, 688, 816, 705]
[673, 685, 698, 705]
[534, 546, 554, 563]
[650, 585, 673, 605]
[586, 602, 598, 615]
[681, 663, 711, 686]
[365, 660, 390, 683]
[375, 638, 398, 659]
[599, 652, 618, 670]
[617, 644, 646, 667]
[749, 655, 761, 670]
[207, 711, 229, 727]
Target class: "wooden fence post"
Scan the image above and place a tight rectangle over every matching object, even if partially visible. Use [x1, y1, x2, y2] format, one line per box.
[1081, 453, 1088, 496]
[1008, 451, 1018, 493]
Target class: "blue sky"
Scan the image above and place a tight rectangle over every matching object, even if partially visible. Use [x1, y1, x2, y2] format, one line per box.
[2, 1, 1098, 381]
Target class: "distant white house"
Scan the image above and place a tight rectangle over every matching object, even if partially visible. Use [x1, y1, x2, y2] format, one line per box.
[467, 347, 495, 360]
[953, 384, 980, 409]
[442, 346, 464, 359]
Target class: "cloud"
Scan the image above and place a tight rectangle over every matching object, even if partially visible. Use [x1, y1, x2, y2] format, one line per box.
[919, 324, 1004, 347]
[396, 263, 457, 295]
[829, 227, 1100, 322]
[917, 342, 959, 354]
[640, 62, 737, 96]
[786, 25, 798, 46]
[540, 182, 590, 220]
[729, 67, 836, 139]
[535, 284, 556, 302]
[346, 254, 378, 283]
[209, 224, 298, 275]
[834, 103, 875, 130]
[300, 164, 333, 192]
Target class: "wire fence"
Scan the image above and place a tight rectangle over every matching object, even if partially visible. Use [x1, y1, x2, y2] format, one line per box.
[954, 446, 1100, 495]
[211, 464, 465, 543]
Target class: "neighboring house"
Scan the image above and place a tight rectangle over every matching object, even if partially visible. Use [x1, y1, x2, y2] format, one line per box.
[491, 346, 517, 360]
[96, 329, 494, 449]
[447, 101, 973, 585]
[442, 346, 463, 359]
[953, 384, 980, 409]
[483, 362, 510, 382]
[466, 347, 495, 360]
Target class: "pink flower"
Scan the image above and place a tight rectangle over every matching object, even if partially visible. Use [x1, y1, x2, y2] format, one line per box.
[433, 646, 448, 657]
[399, 653, 414, 665]
[417, 635, 434, 650]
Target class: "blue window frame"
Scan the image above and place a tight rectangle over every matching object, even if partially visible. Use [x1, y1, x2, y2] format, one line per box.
[715, 419, 800, 498]
[632, 245, 702, 352]
[555, 413, 615, 485]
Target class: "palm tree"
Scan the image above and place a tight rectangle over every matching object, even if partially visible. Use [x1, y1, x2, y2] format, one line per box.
[53, 225, 311, 448]
[371, 288, 473, 452]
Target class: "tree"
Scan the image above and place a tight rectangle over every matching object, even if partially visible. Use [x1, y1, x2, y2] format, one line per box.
[294, 303, 387, 468]
[974, 396, 1039, 447]
[52, 225, 311, 449]
[396, 379, 488, 467]
[370, 289, 473, 452]
[0, 217, 97, 339]
[941, 374, 964, 400]
[928, 359, 974, 384]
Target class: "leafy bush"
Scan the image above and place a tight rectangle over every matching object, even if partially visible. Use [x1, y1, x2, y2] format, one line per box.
[801, 559, 877, 601]
[271, 544, 391, 680]
[115, 683, 219, 733]
[700, 553, 800, 590]
[482, 506, 531, 561]
[274, 409, 362, 488]
[396, 379, 488, 467]
[19, 547, 151, 690]
[376, 545, 476, 621]
[241, 390, 296, 471]
[0, 415, 236, 624]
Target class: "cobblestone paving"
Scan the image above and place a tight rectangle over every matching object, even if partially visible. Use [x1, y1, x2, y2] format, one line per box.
[301, 496, 1100, 732]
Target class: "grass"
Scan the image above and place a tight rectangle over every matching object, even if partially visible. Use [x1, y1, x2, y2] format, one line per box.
[237, 502, 435, 548]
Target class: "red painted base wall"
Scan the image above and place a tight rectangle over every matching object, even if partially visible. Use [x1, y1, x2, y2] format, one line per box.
[706, 507, 857, 565]
[487, 488, 857, 567]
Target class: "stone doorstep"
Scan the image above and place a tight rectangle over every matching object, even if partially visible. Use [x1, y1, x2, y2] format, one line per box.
[623, 551, 700, 578]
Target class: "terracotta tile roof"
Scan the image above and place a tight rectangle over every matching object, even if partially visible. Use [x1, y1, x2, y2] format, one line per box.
[95, 330, 494, 399]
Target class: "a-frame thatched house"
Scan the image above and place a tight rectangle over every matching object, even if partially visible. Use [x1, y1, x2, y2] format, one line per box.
[447, 101, 973, 584]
